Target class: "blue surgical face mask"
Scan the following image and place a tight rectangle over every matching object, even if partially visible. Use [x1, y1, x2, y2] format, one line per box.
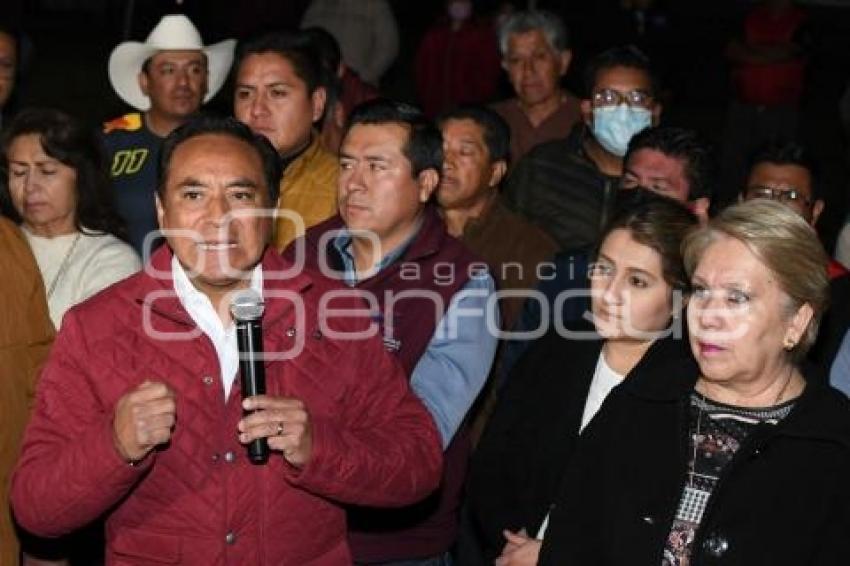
[592, 104, 652, 157]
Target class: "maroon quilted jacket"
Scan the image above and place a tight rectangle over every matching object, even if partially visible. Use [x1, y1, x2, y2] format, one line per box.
[11, 246, 442, 565]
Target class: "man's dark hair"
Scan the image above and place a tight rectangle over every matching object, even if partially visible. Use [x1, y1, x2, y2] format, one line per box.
[344, 98, 443, 178]
[583, 44, 658, 99]
[625, 126, 715, 201]
[234, 31, 323, 94]
[1, 108, 129, 241]
[157, 115, 282, 204]
[301, 26, 341, 77]
[299, 27, 343, 123]
[436, 105, 511, 164]
[747, 140, 820, 200]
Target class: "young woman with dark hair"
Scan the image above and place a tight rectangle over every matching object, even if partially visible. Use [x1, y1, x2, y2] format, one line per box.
[459, 191, 699, 565]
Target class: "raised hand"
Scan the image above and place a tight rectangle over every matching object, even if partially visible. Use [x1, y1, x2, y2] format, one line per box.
[112, 380, 176, 463]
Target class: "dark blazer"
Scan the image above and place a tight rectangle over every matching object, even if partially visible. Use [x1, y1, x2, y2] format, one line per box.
[457, 326, 698, 565]
[539, 361, 850, 566]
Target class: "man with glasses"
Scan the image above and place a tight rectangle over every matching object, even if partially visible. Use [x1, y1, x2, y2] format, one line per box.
[742, 141, 850, 392]
[503, 45, 661, 251]
[743, 140, 824, 228]
[720, 0, 809, 206]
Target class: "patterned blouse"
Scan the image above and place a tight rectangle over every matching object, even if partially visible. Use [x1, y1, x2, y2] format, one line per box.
[662, 392, 795, 565]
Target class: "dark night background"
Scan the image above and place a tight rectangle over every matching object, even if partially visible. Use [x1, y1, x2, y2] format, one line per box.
[5, 0, 850, 247]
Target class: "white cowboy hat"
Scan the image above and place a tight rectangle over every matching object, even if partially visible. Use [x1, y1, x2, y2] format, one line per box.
[108, 14, 236, 111]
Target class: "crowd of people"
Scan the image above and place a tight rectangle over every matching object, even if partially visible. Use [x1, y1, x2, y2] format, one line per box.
[2, 1, 850, 565]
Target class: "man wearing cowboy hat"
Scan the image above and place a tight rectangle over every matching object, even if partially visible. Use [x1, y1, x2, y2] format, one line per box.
[102, 14, 235, 256]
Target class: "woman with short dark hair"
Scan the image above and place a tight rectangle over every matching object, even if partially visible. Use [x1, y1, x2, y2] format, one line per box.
[459, 192, 699, 565]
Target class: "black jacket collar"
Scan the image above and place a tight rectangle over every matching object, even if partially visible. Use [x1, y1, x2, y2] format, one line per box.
[618, 333, 850, 450]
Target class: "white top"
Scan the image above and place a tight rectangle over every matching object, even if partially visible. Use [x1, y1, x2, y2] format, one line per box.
[171, 255, 263, 400]
[537, 351, 625, 540]
[24, 228, 141, 328]
[579, 352, 626, 432]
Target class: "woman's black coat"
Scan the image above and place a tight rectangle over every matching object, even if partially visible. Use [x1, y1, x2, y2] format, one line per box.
[457, 327, 698, 565]
[539, 360, 850, 566]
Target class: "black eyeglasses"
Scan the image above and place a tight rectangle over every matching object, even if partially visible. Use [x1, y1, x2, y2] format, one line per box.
[591, 88, 653, 109]
[745, 185, 812, 206]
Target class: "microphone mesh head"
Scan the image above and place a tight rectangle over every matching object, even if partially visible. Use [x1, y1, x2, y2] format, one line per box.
[230, 289, 265, 321]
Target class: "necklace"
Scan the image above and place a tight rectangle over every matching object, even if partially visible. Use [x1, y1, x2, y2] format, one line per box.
[688, 395, 705, 488]
[688, 368, 796, 487]
[46, 233, 82, 300]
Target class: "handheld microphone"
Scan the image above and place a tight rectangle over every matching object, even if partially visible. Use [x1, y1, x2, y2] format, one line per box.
[230, 290, 268, 464]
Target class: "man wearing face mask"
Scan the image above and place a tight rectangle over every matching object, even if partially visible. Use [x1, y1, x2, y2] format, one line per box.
[415, 0, 501, 118]
[503, 45, 661, 251]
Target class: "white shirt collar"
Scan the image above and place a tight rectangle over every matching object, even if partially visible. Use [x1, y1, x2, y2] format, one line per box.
[171, 255, 264, 312]
[171, 255, 264, 399]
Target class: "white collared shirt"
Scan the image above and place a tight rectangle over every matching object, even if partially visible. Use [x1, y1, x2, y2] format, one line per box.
[171, 255, 264, 400]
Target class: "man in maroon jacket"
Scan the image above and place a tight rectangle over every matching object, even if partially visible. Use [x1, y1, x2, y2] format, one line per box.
[10, 116, 442, 565]
[288, 99, 498, 564]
